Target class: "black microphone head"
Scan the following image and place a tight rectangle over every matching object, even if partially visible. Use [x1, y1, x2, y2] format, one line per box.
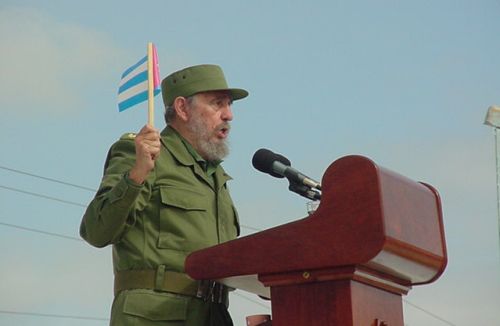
[252, 148, 291, 178]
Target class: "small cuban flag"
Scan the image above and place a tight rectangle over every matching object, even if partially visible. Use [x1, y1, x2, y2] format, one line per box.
[117, 43, 161, 124]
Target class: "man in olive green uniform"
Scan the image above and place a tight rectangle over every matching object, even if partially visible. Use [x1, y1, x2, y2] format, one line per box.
[80, 64, 248, 326]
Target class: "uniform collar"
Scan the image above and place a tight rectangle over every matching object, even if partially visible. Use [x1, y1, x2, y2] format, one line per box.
[160, 126, 193, 167]
[179, 134, 222, 177]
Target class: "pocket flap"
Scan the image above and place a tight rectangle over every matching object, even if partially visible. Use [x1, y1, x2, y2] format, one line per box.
[123, 291, 188, 321]
[160, 186, 207, 211]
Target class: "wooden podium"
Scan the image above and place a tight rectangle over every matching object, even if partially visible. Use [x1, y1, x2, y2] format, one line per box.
[185, 155, 447, 326]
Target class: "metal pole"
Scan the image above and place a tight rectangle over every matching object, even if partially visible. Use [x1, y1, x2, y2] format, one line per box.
[495, 128, 500, 255]
[483, 105, 500, 257]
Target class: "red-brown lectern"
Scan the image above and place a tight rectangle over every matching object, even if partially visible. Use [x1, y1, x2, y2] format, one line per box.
[185, 155, 447, 326]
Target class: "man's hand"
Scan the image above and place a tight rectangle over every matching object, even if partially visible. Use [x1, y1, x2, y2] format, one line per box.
[129, 125, 161, 184]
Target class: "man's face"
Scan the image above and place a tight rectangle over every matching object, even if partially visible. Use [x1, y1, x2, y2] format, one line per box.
[186, 91, 234, 161]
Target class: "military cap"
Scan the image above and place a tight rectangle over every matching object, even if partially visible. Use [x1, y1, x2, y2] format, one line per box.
[161, 64, 248, 107]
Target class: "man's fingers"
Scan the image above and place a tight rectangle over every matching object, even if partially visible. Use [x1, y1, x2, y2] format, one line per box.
[138, 125, 160, 137]
[142, 139, 161, 147]
[145, 142, 161, 153]
[135, 124, 160, 151]
[139, 140, 161, 156]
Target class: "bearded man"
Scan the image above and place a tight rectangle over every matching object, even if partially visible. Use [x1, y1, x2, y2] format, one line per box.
[80, 64, 248, 326]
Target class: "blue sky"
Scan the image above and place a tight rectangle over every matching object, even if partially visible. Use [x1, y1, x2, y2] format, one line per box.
[0, 1, 499, 325]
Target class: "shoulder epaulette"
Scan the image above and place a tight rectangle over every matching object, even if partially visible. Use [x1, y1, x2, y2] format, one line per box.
[119, 133, 136, 141]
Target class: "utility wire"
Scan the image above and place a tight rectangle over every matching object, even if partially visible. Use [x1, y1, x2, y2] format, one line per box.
[0, 293, 270, 322]
[0, 184, 258, 231]
[240, 224, 262, 232]
[237, 291, 457, 326]
[0, 309, 108, 322]
[0, 165, 96, 192]
[403, 299, 457, 326]
[0, 166, 261, 231]
[0, 184, 87, 208]
[0, 221, 82, 242]
[0, 300, 456, 325]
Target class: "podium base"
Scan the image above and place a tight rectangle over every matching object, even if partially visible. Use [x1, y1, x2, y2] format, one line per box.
[270, 279, 404, 326]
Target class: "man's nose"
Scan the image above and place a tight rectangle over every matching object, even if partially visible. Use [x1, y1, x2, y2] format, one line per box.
[221, 104, 233, 121]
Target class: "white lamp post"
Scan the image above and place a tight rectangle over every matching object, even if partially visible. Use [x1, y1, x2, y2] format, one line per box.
[484, 105, 500, 253]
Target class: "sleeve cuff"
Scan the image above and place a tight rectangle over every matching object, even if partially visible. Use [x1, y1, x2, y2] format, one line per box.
[124, 172, 145, 188]
[107, 174, 143, 204]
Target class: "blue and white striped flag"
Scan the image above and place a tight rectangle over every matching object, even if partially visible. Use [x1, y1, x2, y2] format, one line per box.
[117, 46, 160, 112]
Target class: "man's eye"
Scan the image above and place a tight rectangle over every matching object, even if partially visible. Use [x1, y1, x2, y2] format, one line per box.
[211, 98, 231, 109]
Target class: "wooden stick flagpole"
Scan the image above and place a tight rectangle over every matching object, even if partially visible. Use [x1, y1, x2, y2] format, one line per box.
[147, 42, 155, 127]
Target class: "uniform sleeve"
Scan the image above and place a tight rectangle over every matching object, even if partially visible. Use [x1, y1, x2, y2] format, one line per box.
[79, 138, 152, 248]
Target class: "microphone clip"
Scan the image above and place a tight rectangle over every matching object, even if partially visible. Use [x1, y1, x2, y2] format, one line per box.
[288, 181, 321, 201]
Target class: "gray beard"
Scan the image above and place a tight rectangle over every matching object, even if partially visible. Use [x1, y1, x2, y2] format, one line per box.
[188, 113, 230, 161]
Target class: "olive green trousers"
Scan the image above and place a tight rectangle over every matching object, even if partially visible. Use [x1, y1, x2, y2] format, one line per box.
[110, 289, 233, 326]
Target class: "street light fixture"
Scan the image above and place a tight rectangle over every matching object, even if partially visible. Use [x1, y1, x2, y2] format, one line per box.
[484, 105, 500, 128]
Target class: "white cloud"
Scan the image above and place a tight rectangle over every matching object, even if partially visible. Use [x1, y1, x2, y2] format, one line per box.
[0, 6, 126, 115]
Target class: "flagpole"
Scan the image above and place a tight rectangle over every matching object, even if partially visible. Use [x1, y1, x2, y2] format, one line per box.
[147, 42, 154, 127]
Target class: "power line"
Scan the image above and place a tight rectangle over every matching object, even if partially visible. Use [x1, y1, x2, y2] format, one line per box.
[240, 224, 262, 232]
[0, 309, 108, 322]
[0, 165, 97, 192]
[0, 294, 268, 322]
[237, 291, 456, 326]
[0, 184, 259, 231]
[0, 165, 262, 232]
[0, 184, 87, 208]
[0, 221, 82, 242]
[403, 299, 457, 326]
[0, 164, 261, 232]
[0, 299, 456, 325]
[0, 165, 96, 192]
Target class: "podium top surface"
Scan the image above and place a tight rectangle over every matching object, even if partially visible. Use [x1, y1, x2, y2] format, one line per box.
[185, 155, 447, 286]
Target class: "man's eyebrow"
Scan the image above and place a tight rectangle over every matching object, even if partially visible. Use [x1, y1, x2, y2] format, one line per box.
[211, 94, 233, 102]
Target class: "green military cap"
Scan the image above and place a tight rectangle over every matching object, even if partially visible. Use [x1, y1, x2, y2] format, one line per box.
[161, 64, 249, 107]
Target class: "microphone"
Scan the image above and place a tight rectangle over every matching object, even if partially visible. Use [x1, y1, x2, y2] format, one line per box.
[252, 148, 290, 179]
[252, 148, 322, 191]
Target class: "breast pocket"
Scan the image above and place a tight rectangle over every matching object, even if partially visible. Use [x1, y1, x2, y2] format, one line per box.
[157, 186, 216, 252]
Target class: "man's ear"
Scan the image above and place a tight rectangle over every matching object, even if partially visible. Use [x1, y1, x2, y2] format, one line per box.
[173, 97, 190, 122]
